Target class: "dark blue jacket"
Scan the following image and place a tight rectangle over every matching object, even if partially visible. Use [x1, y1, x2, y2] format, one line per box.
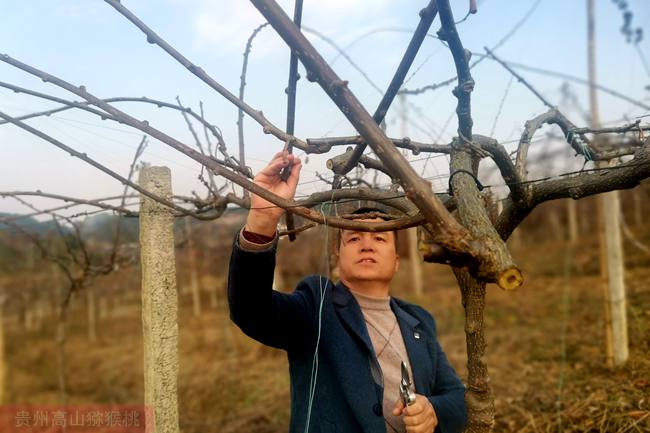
[228, 236, 467, 433]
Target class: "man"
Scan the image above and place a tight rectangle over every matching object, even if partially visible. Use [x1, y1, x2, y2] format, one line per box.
[228, 151, 467, 433]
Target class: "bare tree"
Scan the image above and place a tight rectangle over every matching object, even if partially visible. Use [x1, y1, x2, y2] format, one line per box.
[0, 210, 129, 403]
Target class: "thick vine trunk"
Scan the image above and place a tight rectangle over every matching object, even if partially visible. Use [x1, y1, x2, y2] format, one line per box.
[453, 268, 494, 433]
[450, 151, 521, 289]
[449, 150, 505, 432]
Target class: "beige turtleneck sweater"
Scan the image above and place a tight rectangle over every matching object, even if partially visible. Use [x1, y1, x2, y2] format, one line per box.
[350, 289, 414, 433]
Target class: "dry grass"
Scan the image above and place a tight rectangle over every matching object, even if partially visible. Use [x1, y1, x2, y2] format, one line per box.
[4, 241, 650, 432]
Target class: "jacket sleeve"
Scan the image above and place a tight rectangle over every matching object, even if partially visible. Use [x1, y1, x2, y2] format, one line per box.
[227, 232, 316, 352]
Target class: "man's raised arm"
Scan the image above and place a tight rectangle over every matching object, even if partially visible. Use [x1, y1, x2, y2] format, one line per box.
[245, 150, 302, 237]
[227, 151, 314, 351]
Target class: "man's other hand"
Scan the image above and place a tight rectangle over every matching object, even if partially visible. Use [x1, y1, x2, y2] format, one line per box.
[246, 150, 302, 237]
[392, 394, 439, 433]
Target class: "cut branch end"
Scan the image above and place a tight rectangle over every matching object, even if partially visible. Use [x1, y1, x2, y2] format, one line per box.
[497, 267, 523, 291]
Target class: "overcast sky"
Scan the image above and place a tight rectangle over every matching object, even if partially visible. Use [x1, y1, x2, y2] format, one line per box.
[1, 0, 648, 218]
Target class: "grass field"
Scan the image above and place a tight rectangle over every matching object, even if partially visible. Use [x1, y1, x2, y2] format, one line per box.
[4, 228, 650, 432]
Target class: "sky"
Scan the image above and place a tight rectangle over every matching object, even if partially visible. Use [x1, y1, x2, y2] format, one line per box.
[1, 0, 649, 218]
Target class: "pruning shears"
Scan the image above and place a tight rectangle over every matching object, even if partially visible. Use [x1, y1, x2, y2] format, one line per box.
[400, 361, 416, 407]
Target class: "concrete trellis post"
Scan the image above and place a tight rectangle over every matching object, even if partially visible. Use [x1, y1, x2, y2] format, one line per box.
[407, 228, 423, 297]
[600, 179, 629, 366]
[587, 0, 628, 367]
[566, 199, 579, 243]
[87, 285, 97, 342]
[139, 166, 180, 433]
[399, 96, 423, 297]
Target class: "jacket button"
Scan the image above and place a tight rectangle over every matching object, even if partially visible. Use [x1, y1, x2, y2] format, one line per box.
[373, 403, 383, 416]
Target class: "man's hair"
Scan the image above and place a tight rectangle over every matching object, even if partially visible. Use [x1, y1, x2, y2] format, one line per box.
[337, 207, 399, 249]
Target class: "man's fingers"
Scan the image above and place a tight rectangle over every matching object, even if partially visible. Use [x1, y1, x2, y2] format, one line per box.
[392, 397, 405, 416]
[259, 154, 292, 177]
[257, 154, 301, 192]
[286, 158, 302, 191]
[403, 396, 437, 431]
[403, 397, 426, 416]
[403, 410, 428, 426]
[403, 395, 426, 421]
[405, 422, 434, 433]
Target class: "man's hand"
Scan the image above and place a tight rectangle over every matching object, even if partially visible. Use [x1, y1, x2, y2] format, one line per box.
[392, 394, 438, 433]
[246, 150, 302, 237]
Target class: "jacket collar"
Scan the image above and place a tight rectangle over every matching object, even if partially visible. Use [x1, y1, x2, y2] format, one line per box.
[332, 281, 374, 355]
[390, 297, 420, 328]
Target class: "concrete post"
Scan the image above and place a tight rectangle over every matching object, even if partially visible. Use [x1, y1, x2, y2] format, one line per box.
[407, 228, 423, 297]
[139, 166, 180, 433]
[567, 199, 579, 243]
[632, 189, 643, 227]
[87, 285, 97, 342]
[588, 0, 628, 366]
[601, 179, 629, 366]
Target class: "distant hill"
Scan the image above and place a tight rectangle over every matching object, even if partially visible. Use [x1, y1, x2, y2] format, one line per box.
[80, 206, 248, 244]
[0, 205, 249, 250]
[80, 213, 139, 244]
[0, 213, 68, 235]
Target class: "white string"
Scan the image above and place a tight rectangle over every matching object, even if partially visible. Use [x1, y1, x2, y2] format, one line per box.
[303, 200, 335, 433]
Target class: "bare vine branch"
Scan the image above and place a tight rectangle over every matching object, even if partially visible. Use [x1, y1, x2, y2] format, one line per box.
[323, 0, 439, 176]
[248, 0, 500, 276]
[198, 101, 215, 158]
[0, 191, 138, 217]
[401, 51, 650, 112]
[435, 0, 522, 290]
[306, 134, 454, 155]
[103, 0, 311, 152]
[496, 139, 650, 239]
[176, 96, 219, 193]
[281, 0, 304, 241]
[0, 107, 212, 219]
[110, 135, 148, 266]
[238, 22, 268, 172]
[0, 54, 460, 234]
[0, 82, 226, 147]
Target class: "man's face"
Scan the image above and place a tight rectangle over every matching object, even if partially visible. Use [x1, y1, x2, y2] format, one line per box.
[337, 219, 399, 287]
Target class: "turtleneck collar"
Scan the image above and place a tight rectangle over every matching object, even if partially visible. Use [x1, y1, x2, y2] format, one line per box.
[349, 288, 391, 311]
